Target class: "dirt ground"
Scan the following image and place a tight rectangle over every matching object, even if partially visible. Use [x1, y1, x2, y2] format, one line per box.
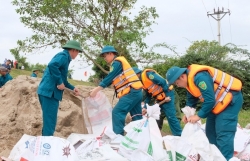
[0, 75, 118, 157]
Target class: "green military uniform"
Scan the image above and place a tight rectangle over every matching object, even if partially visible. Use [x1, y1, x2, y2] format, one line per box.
[99, 46, 142, 135]
[37, 40, 82, 136]
[166, 66, 243, 160]
[143, 89, 181, 130]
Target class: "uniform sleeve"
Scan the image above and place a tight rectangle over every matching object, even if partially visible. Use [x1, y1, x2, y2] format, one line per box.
[64, 81, 75, 90]
[143, 90, 152, 109]
[0, 77, 3, 87]
[195, 72, 216, 118]
[47, 54, 66, 85]
[146, 71, 169, 93]
[99, 61, 123, 88]
[8, 75, 13, 81]
[186, 91, 199, 107]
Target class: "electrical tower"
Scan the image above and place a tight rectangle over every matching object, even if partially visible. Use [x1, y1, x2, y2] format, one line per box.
[207, 7, 230, 45]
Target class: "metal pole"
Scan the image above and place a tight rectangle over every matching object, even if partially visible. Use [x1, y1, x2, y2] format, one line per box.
[217, 13, 221, 45]
[207, 7, 230, 45]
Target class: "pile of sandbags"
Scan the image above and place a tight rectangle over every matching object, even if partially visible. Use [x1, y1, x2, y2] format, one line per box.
[2, 89, 250, 161]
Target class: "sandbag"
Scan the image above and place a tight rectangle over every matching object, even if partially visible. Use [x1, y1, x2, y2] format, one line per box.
[234, 125, 250, 155]
[181, 106, 201, 140]
[83, 91, 112, 134]
[69, 127, 127, 161]
[119, 104, 168, 161]
[237, 144, 250, 161]
[8, 135, 77, 161]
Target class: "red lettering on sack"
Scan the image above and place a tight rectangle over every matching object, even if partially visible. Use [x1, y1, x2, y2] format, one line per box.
[188, 154, 199, 161]
[89, 110, 110, 125]
[20, 157, 28, 161]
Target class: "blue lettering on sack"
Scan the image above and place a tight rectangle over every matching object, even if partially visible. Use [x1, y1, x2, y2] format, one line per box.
[25, 141, 29, 148]
[42, 150, 50, 155]
[43, 143, 51, 149]
[144, 120, 148, 127]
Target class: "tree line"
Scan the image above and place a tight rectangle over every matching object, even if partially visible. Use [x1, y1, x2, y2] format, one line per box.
[151, 40, 250, 110]
[10, 0, 250, 109]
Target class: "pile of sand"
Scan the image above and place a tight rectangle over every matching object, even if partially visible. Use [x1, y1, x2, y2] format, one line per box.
[0, 75, 118, 157]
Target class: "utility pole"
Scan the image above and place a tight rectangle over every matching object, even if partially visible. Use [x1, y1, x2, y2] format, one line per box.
[207, 7, 230, 45]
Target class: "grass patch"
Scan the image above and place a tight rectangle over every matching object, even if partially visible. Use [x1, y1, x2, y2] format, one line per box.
[162, 110, 250, 135]
[68, 79, 94, 86]
[10, 68, 34, 78]
[9, 68, 94, 86]
[238, 110, 250, 128]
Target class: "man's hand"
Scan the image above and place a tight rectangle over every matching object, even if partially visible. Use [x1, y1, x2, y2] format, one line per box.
[187, 115, 201, 124]
[90, 88, 98, 97]
[90, 86, 103, 97]
[141, 102, 145, 108]
[164, 96, 171, 102]
[57, 83, 65, 90]
[182, 115, 188, 124]
[0, 156, 10, 161]
[73, 88, 80, 96]
[142, 108, 147, 115]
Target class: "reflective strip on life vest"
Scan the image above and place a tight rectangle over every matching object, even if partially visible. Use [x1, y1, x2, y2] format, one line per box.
[212, 68, 218, 82]
[214, 72, 226, 98]
[116, 82, 133, 93]
[113, 68, 136, 87]
[147, 84, 155, 90]
[113, 67, 133, 81]
[151, 86, 162, 95]
[113, 73, 136, 88]
[213, 75, 234, 108]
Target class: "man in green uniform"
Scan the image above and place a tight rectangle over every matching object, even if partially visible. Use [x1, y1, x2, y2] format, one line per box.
[0, 67, 13, 88]
[37, 40, 82, 136]
[31, 69, 39, 77]
[133, 67, 182, 136]
[90, 46, 143, 135]
[133, 67, 182, 130]
[166, 65, 243, 160]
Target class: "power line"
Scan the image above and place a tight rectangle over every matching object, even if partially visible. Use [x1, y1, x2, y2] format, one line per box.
[228, 0, 233, 43]
[201, 0, 216, 40]
[221, 22, 224, 45]
[228, 17, 233, 44]
[214, 0, 218, 8]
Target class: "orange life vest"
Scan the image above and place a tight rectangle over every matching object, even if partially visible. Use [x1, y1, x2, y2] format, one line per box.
[141, 69, 173, 101]
[186, 64, 242, 114]
[112, 56, 143, 98]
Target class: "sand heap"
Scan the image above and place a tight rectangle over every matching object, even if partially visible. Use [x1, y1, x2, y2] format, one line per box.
[0, 75, 118, 157]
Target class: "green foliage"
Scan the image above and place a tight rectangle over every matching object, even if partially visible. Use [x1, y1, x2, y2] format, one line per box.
[184, 41, 250, 110]
[224, 59, 250, 110]
[9, 48, 29, 69]
[91, 57, 110, 80]
[151, 57, 178, 76]
[67, 69, 74, 79]
[149, 40, 250, 110]
[178, 40, 228, 67]
[29, 63, 47, 72]
[10, 48, 48, 72]
[11, 0, 171, 79]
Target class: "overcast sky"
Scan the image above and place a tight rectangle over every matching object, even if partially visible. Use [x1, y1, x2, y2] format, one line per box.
[0, 0, 249, 81]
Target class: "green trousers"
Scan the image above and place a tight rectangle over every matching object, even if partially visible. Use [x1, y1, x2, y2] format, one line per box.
[156, 90, 182, 130]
